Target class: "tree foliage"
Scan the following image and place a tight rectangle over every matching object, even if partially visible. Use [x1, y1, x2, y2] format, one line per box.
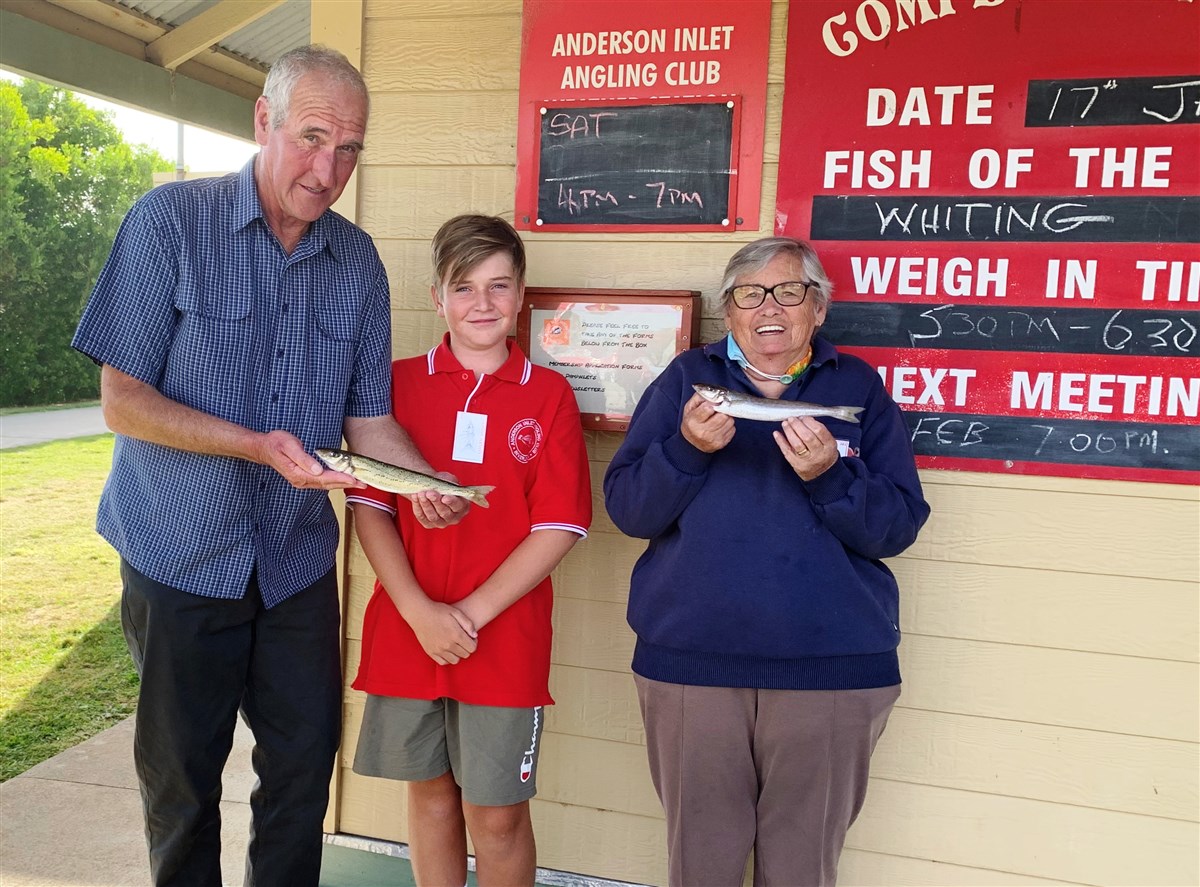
[0, 81, 172, 406]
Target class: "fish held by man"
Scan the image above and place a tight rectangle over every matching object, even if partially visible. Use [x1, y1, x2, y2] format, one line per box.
[692, 384, 864, 424]
[316, 448, 494, 508]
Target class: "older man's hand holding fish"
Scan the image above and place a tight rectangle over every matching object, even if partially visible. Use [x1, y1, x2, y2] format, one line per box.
[316, 448, 494, 508]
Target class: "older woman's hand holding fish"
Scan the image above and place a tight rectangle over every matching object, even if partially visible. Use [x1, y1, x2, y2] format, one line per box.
[681, 392, 736, 453]
[775, 416, 839, 481]
[689, 383, 859, 478]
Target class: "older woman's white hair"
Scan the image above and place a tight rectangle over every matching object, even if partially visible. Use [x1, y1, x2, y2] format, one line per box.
[718, 237, 833, 314]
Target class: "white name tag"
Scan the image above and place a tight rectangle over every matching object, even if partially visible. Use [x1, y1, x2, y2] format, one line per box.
[453, 411, 487, 463]
[836, 438, 850, 457]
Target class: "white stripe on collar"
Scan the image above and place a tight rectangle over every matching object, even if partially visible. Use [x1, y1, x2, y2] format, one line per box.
[426, 344, 532, 386]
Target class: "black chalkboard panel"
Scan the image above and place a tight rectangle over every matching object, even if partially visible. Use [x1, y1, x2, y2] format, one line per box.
[904, 411, 1198, 473]
[822, 303, 1200, 357]
[535, 101, 737, 228]
[810, 195, 1200, 243]
[1026, 75, 1200, 127]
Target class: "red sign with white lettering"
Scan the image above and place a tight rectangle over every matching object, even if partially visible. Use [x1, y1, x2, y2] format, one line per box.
[515, 0, 771, 232]
[777, 0, 1200, 484]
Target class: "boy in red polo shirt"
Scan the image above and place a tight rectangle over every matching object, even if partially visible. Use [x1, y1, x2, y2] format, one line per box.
[349, 215, 592, 886]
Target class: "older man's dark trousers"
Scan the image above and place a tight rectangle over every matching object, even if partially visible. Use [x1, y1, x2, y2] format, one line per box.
[119, 559, 342, 887]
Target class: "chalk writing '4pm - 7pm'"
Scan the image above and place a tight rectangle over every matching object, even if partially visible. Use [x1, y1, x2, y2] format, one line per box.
[556, 182, 704, 215]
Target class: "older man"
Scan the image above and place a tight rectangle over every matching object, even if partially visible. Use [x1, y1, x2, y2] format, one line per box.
[73, 46, 462, 886]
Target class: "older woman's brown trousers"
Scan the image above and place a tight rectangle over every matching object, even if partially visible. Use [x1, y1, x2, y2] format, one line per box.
[634, 676, 899, 887]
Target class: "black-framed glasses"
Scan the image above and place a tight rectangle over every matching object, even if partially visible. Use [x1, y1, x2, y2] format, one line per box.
[725, 281, 815, 309]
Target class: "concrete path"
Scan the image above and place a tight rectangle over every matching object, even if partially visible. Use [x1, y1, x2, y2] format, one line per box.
[0, 405, 110, 449]
[0, 716, 256, 886]
[0, 716, 594, 887]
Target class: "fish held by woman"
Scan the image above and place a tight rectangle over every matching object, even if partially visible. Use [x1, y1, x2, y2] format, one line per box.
[692, 384, 863, 424]
[315, 448, 494, 508]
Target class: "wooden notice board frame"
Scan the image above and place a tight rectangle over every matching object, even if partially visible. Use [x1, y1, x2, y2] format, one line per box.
[517, 287, 701, 431]
[527, 96, 742, 233]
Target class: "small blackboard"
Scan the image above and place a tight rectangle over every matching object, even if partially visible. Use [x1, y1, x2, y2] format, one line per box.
[533, 99, 739, 230]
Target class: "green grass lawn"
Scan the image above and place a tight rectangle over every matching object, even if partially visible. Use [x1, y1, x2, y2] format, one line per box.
[0, 434, 137, 781]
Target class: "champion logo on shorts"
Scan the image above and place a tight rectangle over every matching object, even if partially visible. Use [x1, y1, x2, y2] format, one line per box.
[519, 706, 541, 783]
[508, 418, 543, 464]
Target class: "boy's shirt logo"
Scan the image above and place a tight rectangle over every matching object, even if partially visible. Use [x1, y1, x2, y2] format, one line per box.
[509, 419, 543, 463]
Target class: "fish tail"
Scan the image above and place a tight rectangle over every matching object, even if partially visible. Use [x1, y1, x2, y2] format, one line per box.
[834, 406, 864, 424]
[465, 485, 495, 508]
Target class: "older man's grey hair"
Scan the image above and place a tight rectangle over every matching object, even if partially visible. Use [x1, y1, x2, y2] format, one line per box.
[718, 237, 833, 314]
[262, 45, 369, 129]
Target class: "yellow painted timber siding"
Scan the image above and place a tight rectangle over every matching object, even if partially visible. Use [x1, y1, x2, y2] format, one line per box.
[311, 0, 363, 837]
[838, 850, 1075, 886]
[337, 1, 1200, 883]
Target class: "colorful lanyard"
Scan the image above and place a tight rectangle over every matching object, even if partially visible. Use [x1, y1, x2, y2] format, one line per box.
[725, 335, 812, 385]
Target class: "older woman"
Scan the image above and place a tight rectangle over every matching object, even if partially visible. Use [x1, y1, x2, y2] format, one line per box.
[603, 237, 929, 887]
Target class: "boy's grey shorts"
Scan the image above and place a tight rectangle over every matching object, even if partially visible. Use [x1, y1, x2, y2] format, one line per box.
[353, 694, 545, 807]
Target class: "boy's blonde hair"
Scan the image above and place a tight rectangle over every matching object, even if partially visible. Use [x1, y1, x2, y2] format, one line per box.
[431, 215, 527, 295]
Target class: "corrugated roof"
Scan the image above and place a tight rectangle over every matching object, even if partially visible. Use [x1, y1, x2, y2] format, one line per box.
[117, 0, 311, 68]
[218, 5, 312, 67]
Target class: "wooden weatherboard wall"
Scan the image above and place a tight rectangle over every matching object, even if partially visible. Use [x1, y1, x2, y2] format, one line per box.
[338, 2, 1200, 884]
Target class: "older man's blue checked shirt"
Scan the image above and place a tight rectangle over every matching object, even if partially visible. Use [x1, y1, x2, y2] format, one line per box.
[72, 160, 393, 608]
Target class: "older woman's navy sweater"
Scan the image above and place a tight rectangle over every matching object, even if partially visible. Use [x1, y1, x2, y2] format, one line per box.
[603, 336, 930, 690]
